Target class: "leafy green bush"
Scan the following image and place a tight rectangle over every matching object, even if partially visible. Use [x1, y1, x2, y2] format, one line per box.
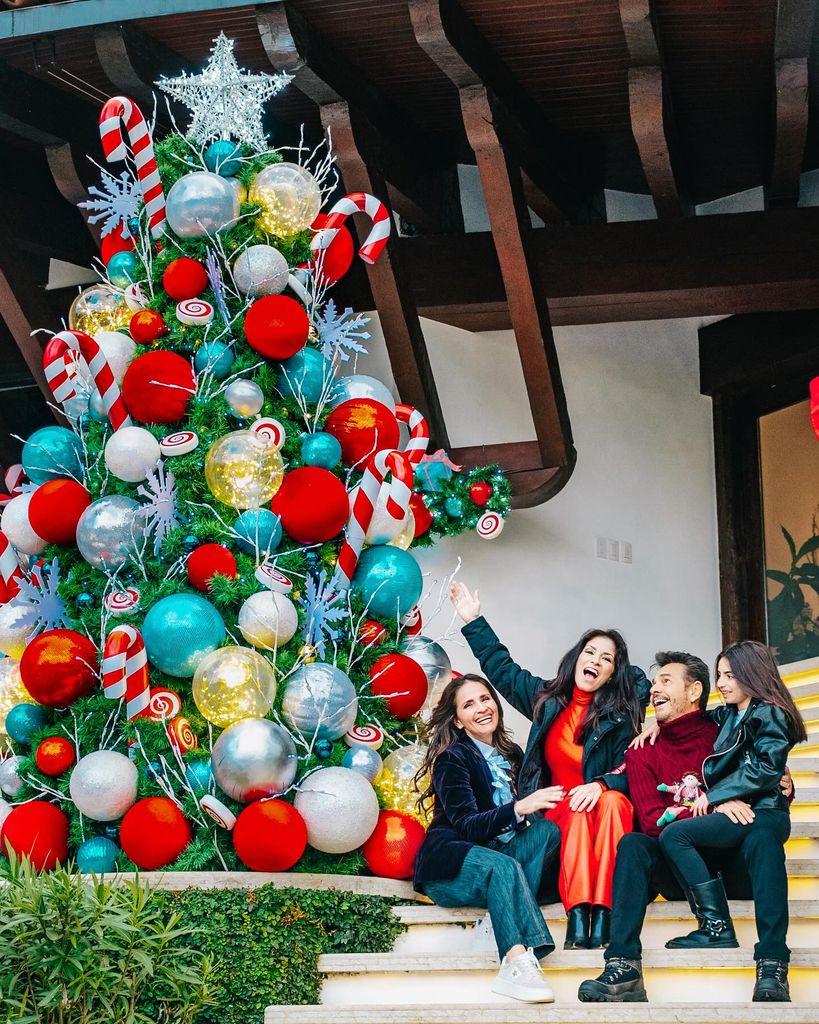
[0, 857, 214, 1024]
[156, 885, 405, 1024]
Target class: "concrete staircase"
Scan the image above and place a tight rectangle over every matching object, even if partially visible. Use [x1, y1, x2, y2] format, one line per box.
[267, 659, 819, 1023]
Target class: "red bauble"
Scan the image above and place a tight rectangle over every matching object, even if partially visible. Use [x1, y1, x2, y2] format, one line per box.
[270, 467, 349, 543]
[100, 229, 135, 266]
[129, 309, 169, 345]
[468, 481, 494, 507]
[243, 295, 309, 360]
[324, 399, 400, 467]
[369, 653, 428, 719]
[187, 544, 237, 592]
[362, 810, 426, 880]
[121, 350, 196, 424]
[28, 479, 91, 545]
[409, 493, 433, 538]
[35, 736, 76, 776]
[1, 801, 69, 871]
[309, 214, 354, 285]
[119, 797, 192, 869]
[20, 629, 98, 708]
[358, 620, 388, 648]
[162, 257, 208, 301]
[233, 799, 307, 871]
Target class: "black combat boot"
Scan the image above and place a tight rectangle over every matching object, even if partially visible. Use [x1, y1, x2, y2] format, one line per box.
[589, 905, 611, 948]
[752, 959, 790, 1002]
[578, 958, 648, 1002]
[665, 876, 738, 949]
[564, 903, 591, 949]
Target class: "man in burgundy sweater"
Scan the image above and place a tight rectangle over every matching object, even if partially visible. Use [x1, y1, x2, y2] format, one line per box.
[578, 650, 791, 1002]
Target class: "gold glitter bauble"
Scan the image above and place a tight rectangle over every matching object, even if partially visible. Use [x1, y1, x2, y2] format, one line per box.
[69, 284, 130, 333]
[249, 162, 322, 237]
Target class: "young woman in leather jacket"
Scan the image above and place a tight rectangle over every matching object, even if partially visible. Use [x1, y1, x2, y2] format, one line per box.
[658, 640, 807, 1001]
[450, 581, 650, 951]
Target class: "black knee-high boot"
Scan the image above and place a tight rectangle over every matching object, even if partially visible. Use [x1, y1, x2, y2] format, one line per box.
[665, 875, 738, 949]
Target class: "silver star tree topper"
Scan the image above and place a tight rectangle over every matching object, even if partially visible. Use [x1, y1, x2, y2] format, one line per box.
[157, 33, 291, 152]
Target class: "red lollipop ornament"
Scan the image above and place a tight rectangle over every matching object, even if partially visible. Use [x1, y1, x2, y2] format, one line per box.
[232, 799, 307, 871]
[369, 653, 428, 719]
[324, 399, 400, 467]
[186, 544, 237, 592]
[362, 809, 426, 879]
[119, 797, 192, 869]
[270, 467, 349, 543]
[20, 629, 98, 708]
[121, 350, 196, 424]
[162, 257, 208, 301]
[243, 295, 309, 360]
[1, 801, 70, 871]
[28, 479, 91, 545]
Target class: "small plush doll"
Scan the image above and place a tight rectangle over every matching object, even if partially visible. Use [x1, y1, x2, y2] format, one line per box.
[656, 772, 704, 828]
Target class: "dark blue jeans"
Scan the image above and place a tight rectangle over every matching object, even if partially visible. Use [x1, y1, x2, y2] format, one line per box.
[424, 817, 560, 961]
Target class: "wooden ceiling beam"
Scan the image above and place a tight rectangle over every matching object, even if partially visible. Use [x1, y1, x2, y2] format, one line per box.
[410, 0, 596, 223]
[256, 3, 463, 235]
[618, 0, 685, 218]
[769, 0, 817, 207]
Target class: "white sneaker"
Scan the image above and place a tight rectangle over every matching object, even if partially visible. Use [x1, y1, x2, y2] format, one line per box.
[491, 948, 555, 1003]
[472, 913, 496, 951]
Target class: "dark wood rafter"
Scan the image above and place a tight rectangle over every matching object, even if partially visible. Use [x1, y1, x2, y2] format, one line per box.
[618, 0, 685, 218]
[409, 0, 575, 506]
[769, 0, 817, 207]
[256, 4, 450, 449]
[256, 3, 463, 235]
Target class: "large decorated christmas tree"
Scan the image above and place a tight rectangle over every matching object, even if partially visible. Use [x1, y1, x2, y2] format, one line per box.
[0, 36, 510, 877]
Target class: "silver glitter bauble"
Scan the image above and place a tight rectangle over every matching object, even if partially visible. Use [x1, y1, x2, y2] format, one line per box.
[402, 635, 453, 711]
[232, 244, 289, 297]
[69, 750, 138, 821]
[76, 496, 145, 571]
[211, 718, 298, 803]
[166, 171, 240, 239]
[0, 797, 11, 831]
[282, 662, 358, 741]
[340, 745, 383, 785]
[225, 379, 265, 418]
[294, 766, 379, 853]
[0, 754, 24, 797]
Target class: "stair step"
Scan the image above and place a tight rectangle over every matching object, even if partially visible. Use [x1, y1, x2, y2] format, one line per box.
[265, 1004, 819, 1024]
[789, 822, 818, 838]
[793, 787, 819, 803]
[790, 757, 819, 772]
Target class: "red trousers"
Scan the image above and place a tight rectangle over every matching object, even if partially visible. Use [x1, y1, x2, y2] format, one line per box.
[546, 790, 633, 910]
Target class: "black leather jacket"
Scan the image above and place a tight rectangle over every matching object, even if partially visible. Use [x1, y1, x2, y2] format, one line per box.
[703, 700, 795, 811]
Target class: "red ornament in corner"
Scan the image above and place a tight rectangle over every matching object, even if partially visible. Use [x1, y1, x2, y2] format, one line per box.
[468, 481, 493, 507]
[409, 493, 433, 537]
[186, 544, 237, 592]
[362, 809, 426, 879]
[119, 797, 192, 869]
[1, 801, 70, 871]
[233, 799, 307, 871]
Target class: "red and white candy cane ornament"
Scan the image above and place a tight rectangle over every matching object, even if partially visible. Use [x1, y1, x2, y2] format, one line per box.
[0, 532, 24, 603]
[102, 624, 150, 721]
[99, 97, 166, 239]
[43, 337, 82, 408]
[0, 465, 25, 508]
[333, 447, 415, 591]
[394, 403, 429, 466]
[311, 192, 391, 267]
[45, 331, 132, 432]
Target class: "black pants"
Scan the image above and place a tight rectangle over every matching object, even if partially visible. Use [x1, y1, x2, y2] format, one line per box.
[659, 808, 791, 962]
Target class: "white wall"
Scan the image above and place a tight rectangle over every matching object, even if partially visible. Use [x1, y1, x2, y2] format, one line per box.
[353, 314, 722, 739]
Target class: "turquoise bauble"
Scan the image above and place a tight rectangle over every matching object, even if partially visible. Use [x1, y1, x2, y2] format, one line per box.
[204, 140, 243, 177]
[107, 250, 140, 288]
[301, 431, 342, 470]
[76, 836, 119, 873]
[5, 703, 48, 745]
[277, 347, 332, 404]
[22, 426, 84, 484]
[352, 546, 423, 619]
[233, 508, 282, 557]
[194, 340, 235, 380]
[445, 496, 464, 517]
[142, 593, 226, 678]
[185, 759, 214, 795]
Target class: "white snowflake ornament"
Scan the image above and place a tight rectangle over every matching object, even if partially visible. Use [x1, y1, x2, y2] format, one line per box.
[314, 300, 370, 363]
[136, 461, 180, 556]
[79, 169, 140, 238]
[14, 559, 71, 637]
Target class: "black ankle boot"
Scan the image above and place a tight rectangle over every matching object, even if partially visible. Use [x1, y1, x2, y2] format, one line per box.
[578, 958, 647, 1002]
[564, 903, 591, 949]
[665, 875, 738, 949]
[752, 960, 790, 1002]
[589, 905, 611, 948]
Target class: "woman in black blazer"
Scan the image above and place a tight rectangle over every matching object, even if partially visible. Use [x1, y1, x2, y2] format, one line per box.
[413, 673, 564, 1003]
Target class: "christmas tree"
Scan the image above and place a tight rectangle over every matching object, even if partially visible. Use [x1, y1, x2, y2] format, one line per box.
[0, 35, 510, 877]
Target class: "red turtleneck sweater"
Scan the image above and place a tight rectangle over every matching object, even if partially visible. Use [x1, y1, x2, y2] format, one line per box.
[543, 687, 594, 791]
[623, 710, 718, 837]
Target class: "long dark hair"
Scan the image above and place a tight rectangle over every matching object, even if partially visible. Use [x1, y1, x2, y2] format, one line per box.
[532, 627, 641, 740]
[415, 673, 518, 816]
[717, 640, 807, 743]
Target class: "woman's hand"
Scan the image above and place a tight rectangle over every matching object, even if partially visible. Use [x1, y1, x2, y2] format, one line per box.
[568, 782, 604, 812]
[628, 721, 660, 750]
[714, 799, 755, 825]
[691, 793, 710, 817]
[514, 786, 565, 816]
[450, 581, 481, 624]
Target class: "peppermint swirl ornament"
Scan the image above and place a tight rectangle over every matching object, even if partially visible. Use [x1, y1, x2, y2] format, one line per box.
[200, 794, 236, 830]
[167, 716, 197, 753]
[176, 299, 215, 326]
[104, 587, 141, 615]
[147, 688, 182, 721]
[124, 282, 147, 311]
[254, 564, 293, 594]
[344, 725, 385, 751]
[475, 511, 504, 540]
[250, 417, 285, 449]
[160, 430, 199, 456]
